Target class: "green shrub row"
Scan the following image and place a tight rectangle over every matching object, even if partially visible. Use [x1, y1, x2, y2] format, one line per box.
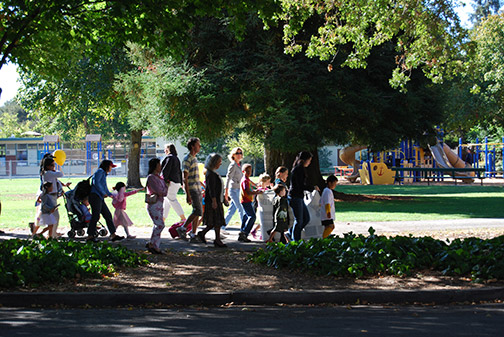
[0, 238, 149, 288]
[249, 228, 504, 281]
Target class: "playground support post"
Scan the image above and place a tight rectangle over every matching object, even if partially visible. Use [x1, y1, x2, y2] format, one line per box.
[85, 134, 103, 175]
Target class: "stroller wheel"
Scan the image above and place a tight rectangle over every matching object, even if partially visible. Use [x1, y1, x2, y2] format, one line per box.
[77, 229, 85, 237]
[99, 229, 108, 237]
[68, 230, 76, 238]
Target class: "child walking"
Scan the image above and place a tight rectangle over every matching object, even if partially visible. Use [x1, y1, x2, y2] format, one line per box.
[111, 182, 143, 239]
[250, 173, 273, 239]
[266, 184, 290, 243]
[320, 175, 338, 238]
[34, 182, 59, 238]
[238, 164, 263, 242]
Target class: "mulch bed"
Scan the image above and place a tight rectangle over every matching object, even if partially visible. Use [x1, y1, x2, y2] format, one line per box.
[11, 248, 504, 294]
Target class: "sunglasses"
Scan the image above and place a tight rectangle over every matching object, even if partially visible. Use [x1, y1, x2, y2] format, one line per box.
[236, 151, 243, 155]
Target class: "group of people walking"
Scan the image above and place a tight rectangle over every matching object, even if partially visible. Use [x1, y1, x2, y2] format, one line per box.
[32, 137, 338, 254]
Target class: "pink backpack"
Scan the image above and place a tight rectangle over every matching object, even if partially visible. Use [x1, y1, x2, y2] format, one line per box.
[168, 221, 192, 238]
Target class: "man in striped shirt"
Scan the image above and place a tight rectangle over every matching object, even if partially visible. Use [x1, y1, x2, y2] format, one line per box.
[177, 137, 203, 242]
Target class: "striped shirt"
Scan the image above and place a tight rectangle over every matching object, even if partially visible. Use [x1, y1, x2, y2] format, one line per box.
[183, 153, 200, 193]
[240, 176, 254, 204]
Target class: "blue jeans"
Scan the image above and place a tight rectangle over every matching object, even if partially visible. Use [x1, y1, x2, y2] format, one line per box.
[289, 196, 310, 241]
[240, 202, 256, 235]
[224, 188, 244, 226]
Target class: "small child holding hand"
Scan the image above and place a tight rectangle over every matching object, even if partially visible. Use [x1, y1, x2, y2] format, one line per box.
[320, 175, 338, 238]
[112, 182, 143, 239]
[34, 181, 59, 238]
[266, 184, 290, 243]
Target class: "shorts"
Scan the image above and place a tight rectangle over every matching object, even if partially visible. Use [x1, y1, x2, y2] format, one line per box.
[189, 189, 203, 217]
[321, 219, 334, 227]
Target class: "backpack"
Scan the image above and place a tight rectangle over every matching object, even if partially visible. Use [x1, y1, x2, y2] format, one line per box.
[74, 177, 92, 201]
[168, 221, 192, 238]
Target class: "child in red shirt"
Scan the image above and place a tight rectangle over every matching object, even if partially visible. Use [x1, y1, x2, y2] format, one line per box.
[238, 164, 263, 242]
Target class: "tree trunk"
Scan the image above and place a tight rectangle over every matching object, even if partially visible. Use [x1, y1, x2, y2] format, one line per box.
[264, 147, 325, 191]
[264, 148, 296, 178]
[127, 129, 143, 188]
[306, 148, 326, 191]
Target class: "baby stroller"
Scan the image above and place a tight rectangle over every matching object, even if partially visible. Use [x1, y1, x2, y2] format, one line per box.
[63, 187, 108, 239]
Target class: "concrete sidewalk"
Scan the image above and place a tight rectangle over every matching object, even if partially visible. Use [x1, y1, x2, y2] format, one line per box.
[2, 218, 504, 252]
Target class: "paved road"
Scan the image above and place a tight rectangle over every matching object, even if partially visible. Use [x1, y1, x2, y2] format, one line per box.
[1, 304, 503, 336]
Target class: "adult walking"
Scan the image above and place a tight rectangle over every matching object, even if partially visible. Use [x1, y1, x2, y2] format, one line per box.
[145, 158, 168, 254]
[176, 137, 203, 242]
[33, 155, 69, 237]
[87, 159, 124, 242]
[161, 143, 186, 223]
[288, 151, 318, 241]
[197, 153, 228, 247]
[223, 147, 244, 230]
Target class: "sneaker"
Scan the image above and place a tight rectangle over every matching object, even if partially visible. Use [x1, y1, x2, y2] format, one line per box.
[284, 232, 292, 242]
[176, 226, 188, 241]
[111, 235, 125, 242]
[250, 229, 258, 239]
[28, 222, 34, 234]
[197, 231, 207, 244]
[238, 232, 251, 243]
[189, 235, 201, 243]
[127, 235, 136, 240]
[86, 235, 99, 243]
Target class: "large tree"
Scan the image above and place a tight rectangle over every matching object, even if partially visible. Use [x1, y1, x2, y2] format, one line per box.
[0, 0, 277, 93]
[442, 13, 504, 136]
[192, 17, 443, 186]
[275, 0, 468, 90]
[116, 16, 443, 188]
[470, 0, 502, 24]
[0, 99, 36, 137]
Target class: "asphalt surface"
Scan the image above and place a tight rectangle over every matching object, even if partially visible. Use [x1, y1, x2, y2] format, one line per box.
[1, 304, 504, 336]
[1, 219, 504, 308]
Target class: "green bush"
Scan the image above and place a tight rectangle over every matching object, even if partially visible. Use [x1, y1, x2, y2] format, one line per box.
[249, 227, 504, 281]
[0, 238, 149, 288]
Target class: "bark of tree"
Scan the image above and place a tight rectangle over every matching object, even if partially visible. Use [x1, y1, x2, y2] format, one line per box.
[306, 148, 326, 191]
[127, 129, 143, 188]
[264, 147, 325, 191]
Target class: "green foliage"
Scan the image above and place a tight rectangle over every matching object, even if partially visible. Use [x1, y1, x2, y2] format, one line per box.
[441, 13, 504, 136]
[249, 228, 504, 281]
[114, 43, 221, 141]
[17, 48, 131, 141]
[467, 14, 504, 129]
[275, 0, 468, 89]
[469, 0, 502, 24]
[0, 0, 277, 77]
[0, 99, 37, 137]
[0, 238, 148, 288]
[188, 17, 444, 152]
[226, 132, 264, 162]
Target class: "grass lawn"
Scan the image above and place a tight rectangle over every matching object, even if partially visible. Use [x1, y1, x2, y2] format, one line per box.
[0, 178, 503, 230]
[0, 177, 242, 230]
[336, 184, 504, 222]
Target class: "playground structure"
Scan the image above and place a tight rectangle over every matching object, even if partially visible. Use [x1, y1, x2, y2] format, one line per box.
[0, 134, 159, 177]
[458, 137, 504, 178]
[338, 137, 504, 185]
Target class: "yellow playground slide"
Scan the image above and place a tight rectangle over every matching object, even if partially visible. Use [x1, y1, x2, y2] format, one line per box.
[338, 145, 366, 183]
